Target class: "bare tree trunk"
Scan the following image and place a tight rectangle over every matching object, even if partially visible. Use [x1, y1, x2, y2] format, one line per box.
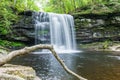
[0, 44, 87, 80]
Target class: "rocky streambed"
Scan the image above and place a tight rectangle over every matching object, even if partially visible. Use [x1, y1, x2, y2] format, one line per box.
[0, 47, 41, 80]
[80, 41, 120, 55]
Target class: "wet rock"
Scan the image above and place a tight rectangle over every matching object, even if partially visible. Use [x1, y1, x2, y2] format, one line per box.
[11, 13, 35, 45]
[73, 12, 120, 43]
[109, 45, 120, 51]
[18, 10, 33, 16]
[0, 64, 41, 80]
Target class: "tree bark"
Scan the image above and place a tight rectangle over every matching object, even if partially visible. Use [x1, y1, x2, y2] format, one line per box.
[0, 44, 87, 80]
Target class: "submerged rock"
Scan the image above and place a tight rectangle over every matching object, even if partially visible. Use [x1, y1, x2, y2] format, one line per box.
[109, 45, 120, 51]
[0, 64, 41, 80]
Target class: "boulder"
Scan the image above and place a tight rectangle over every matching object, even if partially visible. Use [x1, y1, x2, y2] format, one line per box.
[0, 64, 41, 80]
[109, 45, 120, 51]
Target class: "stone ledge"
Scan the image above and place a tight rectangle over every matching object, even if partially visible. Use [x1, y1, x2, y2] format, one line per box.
[0, 64, 41, 80]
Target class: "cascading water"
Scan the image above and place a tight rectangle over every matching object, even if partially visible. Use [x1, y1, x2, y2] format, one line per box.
[33, 12, 77, 53]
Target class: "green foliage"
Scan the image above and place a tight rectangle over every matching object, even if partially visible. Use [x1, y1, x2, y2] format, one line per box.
[0, 0, 17, 35]
[102, 40, 113, 49]
[43, 0, 120, 13]
[14, 0, 40, 12]
[0, 0, 42, 48]
[44, 0, 102, 13]
[0, 0, 41, 35]
[0, 39, 25, 48]
[80, 40, 115, 51]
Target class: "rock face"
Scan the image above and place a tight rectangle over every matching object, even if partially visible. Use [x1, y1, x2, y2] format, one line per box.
[0, 11, 36, 46]
[12, 11, 35, 45]
[74, 14, 120, 43]
[73, 2, 120, 43]
[0, 64, 41, 80]
[4, 2, 120, 45]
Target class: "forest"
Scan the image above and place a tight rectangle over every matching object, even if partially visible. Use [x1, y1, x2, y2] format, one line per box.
[1, 0, 120, 48]
[0, 0, 120, 80]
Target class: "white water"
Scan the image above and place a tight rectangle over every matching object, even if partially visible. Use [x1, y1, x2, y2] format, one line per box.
[34, 12, 77, 53]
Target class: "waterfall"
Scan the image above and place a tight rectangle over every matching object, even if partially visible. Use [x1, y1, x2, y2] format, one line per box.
[33, 12, 77, 53]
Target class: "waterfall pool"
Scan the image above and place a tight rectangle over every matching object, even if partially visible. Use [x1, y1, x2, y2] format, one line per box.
[10, 51, 120, 80]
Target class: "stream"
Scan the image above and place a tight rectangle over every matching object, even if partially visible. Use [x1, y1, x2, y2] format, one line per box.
[10, 51, 120, 80]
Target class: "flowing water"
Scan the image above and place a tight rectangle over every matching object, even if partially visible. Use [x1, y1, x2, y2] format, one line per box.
[12, 12, 120, 80]
[10, 51, 120, 80]
[33, 12, 76, 52]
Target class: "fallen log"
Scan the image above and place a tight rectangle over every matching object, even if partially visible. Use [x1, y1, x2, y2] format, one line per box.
[0, 44, 87, 80]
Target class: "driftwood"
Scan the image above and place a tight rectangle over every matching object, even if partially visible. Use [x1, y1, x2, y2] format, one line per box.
[0, 44, 87, 80]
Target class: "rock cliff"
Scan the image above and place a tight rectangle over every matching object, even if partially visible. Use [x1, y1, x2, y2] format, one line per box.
[72, 2, 120, 43]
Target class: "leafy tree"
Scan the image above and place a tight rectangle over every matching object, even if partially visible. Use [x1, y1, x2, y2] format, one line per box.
[44, 0, 114, 13]
[0, 0, 42, 47]
[0, 0, 41, 35]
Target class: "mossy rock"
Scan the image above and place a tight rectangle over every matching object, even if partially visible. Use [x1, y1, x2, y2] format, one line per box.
[72, 2, 120, 16]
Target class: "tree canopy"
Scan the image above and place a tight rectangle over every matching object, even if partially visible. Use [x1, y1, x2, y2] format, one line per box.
[44, 0, 120, 13]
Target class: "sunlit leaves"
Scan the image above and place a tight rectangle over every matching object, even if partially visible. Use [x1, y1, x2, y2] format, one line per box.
[44, 0, 113, 13]
[0, 0, 42, 35]
[14, 0, 40, 12]
[0, 39, 25, 47]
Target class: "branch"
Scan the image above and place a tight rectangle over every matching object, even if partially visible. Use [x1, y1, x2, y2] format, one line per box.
[0, 44, 87, 80]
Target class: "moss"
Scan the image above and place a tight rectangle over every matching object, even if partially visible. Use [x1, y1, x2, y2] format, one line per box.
[72, 2, 120, 16]
[80, 41, 120, 51]
[0, 39, 25, 48]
